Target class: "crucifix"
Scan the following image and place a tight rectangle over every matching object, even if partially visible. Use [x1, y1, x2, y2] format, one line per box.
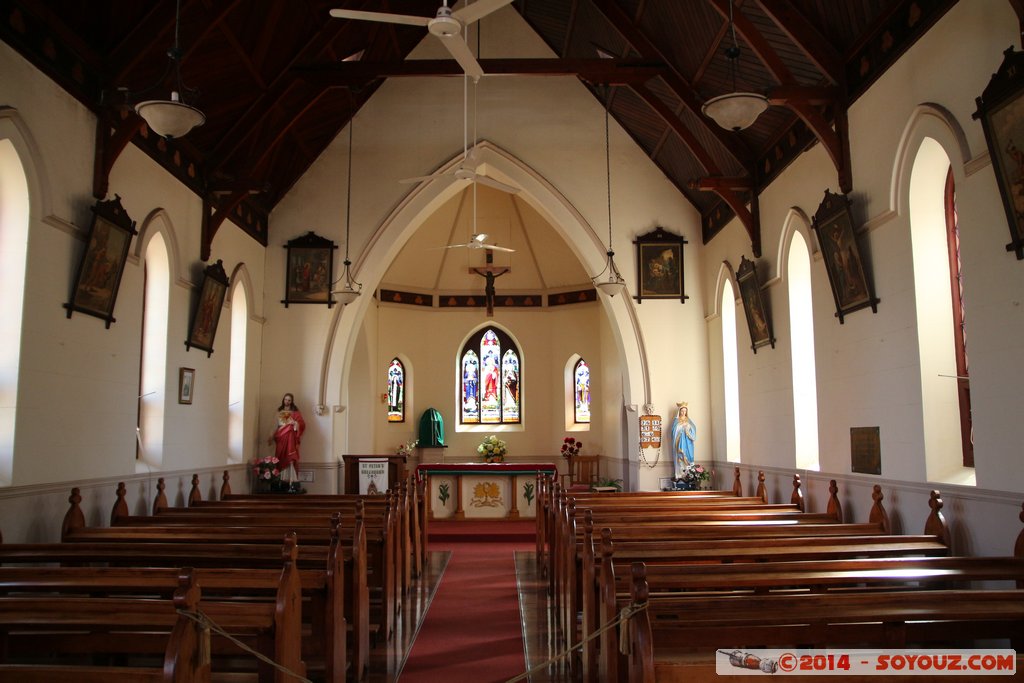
[470, 250, 510, 317]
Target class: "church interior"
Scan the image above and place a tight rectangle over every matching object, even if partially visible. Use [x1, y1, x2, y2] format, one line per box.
[2, 0, 1024, 680]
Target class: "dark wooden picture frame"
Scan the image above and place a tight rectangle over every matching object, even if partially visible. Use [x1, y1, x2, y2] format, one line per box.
[178, 367, 195, 405]
[282, 231, 337, 307]
[735, 256, 775, 353]
[633, 227, 688, 304]
[185, 259, 229, 357]
[64, 195, 137, 328]
[974, 46, 1024, 259]
[811, 190, 879, 323]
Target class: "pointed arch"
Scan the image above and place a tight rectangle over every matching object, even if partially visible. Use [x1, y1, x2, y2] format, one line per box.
[891, 103, 973, 219]
[319, 142, 649, 448]
[135, 208, 185, 289]
[228, 263, 252, 465]
[716, 265, 741, 463]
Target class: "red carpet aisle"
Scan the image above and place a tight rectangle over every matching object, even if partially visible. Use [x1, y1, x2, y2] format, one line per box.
[399, 522, 534, 682]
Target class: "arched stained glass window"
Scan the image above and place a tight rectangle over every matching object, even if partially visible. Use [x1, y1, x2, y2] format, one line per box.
[460, 327, 521, 424]
[573, 358, 591, 424]
[387, 358, 405, 423]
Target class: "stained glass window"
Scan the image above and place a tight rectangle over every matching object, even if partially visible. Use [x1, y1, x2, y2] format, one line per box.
[387, 358, 405, 422]
[460, 327, 521, 424]
[573, 358, 591, 423]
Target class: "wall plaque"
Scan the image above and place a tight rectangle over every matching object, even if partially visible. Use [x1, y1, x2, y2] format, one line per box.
[850, 426, 881, 475]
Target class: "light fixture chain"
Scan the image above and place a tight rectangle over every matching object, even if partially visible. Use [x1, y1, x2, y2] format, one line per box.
[605, 98, 612, 252]
[345, 117, 353, 260]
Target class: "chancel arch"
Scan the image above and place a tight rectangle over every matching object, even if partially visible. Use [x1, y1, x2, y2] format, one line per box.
[319, 141, 649, 457]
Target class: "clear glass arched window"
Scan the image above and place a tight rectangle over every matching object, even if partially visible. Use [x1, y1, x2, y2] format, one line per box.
[460, 327, 521, 424]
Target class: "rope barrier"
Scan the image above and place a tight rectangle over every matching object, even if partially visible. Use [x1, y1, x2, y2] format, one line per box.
[503, 600, 647, 682]
[176, 608, 312, 683]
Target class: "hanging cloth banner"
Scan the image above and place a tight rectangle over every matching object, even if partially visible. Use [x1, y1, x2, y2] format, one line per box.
[639, 414, 662, 448]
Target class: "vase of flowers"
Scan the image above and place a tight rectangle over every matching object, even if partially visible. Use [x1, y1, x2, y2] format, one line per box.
[396, 439, 418, 457]
[478, 435, 507, 463]
[560, 436, 583, 460]
[252, 455, 287, 493]
[676, 463, 710, 491]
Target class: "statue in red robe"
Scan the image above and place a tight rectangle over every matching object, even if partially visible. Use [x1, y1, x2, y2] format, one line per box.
[269, 393, 305, 473]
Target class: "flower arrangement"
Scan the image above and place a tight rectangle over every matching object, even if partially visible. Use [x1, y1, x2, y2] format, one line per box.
[478, 434, 507, 463]
[396, 439, 418, 457]
[677, 463, 710, 489]
[252, 455, 285, 491]
[560, 436, 583, 460]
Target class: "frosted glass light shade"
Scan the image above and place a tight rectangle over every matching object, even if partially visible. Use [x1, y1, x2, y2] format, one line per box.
[702, 92, 768, 132]
[135, 91, 205, 138]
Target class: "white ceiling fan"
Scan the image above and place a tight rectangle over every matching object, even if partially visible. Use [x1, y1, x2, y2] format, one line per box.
[444, 231, 514, 253]
[329, 0, 513, 82]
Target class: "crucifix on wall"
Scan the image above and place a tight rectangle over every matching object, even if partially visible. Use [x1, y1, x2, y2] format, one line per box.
[470, 251, 510, 317]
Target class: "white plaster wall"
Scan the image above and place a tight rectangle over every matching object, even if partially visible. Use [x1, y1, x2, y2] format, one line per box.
[267, 7, 708, 480]
[702, 1, 1024, 505]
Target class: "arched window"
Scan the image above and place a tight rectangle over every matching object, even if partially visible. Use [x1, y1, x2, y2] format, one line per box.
[573, 358, 591, 424]
[788, 230, 819, 471]
[228, 280, 248, 464]
[387, 358, 405, 422]
[460, 327, 521, 424]
[945, 168, 973, 467]
[0, 138, 30, 485]
[137, 232, 169, 470]
[720, 278, 741, 462]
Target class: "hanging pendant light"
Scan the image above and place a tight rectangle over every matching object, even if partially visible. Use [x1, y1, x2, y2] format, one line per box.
[332, 117, 363, 306]
[592, 93, 627, 297]
[701, 2, 768, 132]
[134, 0, 205, 138]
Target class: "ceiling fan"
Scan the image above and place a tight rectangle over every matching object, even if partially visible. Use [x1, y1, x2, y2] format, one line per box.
[329, 0, 514, 82]
[444, 232, 514, 253]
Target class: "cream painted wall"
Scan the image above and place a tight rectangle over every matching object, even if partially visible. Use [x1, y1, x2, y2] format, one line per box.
[266, 7, 708, 485]
[701, 0, 1024, 534]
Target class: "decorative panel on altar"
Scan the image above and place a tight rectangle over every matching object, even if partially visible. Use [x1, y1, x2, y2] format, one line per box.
[416, 463, 556, 520]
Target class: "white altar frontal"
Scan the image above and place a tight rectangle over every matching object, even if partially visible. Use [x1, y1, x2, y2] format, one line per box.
[416, 462, 557, 520]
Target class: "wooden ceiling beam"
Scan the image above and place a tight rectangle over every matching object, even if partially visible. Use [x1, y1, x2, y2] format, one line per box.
[591, 0, 755, 167]
[633, 84, 721, 175]
[755, 0, 844, 85]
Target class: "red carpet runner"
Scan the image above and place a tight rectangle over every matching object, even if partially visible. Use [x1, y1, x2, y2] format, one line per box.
[400, 522, 534, 682]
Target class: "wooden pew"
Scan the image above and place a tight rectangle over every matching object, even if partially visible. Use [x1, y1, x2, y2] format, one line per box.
[553, 475, 840, 657]
[625, 557, 1024, 683]
[55, 488, 367, 682]
[0, 569, 210, 682]
[0, 539, 308, 682]
[92, 483, 392, 657]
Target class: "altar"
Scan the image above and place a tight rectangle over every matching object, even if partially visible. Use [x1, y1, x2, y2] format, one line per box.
[415, 462, 557, 523]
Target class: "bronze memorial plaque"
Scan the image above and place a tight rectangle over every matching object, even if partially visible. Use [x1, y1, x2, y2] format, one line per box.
[850, 427, 881, 475]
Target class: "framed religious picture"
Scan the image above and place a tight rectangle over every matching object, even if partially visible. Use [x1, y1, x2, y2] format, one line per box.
[811, 190, 879, 323]
[282, 231, 337, 307]
[633, 227, 688, 304]
[178, 368, 195, 405]
[735, 256, 775, 353]
[185, 259, 229, 357]
[973, 46, 1024, 259]
[64, 195, 137, 328]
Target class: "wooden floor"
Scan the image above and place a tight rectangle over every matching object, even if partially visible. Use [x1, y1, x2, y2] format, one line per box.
[368, 549, 570, 682]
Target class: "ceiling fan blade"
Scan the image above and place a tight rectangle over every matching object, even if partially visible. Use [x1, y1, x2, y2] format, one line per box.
[452, 0, 515, 25]
[443, 243, 469, 249]
[475, 175, 519, 194]
[329, 9, 431, 27]
[439, 35, 484, 81]
[484, 244, 516, 253]
[398, 174, 438, 184]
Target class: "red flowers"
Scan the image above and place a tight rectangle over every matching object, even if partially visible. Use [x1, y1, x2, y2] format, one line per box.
[560, 436, 583, 459]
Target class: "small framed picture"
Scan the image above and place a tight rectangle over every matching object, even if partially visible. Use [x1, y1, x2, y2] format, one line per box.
[633, 227, 688, 304]
[974, 47, 1024, 259]
[811, 190, 879, 323]
[178, 368, 195, 405]
[735, 256, 775, 353]
[64, 195, 137, 328]
[185, 260, 229, 357]
[282, 231, 337, 307]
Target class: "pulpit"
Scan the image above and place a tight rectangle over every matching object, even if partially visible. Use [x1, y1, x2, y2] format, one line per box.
[342, 454, 409, 494]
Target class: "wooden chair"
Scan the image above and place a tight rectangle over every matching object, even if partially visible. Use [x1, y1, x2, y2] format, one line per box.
[562, 455, 600, 492]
